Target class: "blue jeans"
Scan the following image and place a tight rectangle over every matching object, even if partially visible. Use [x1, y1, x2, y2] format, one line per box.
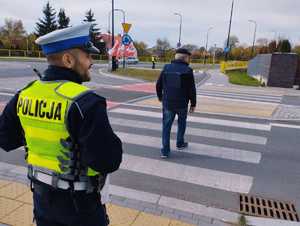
[161, 108, 188, 156]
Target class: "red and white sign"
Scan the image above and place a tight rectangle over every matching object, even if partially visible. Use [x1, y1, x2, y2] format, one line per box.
[105, 34, 137, 60]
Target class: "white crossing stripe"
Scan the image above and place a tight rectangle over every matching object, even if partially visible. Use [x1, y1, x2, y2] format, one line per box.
[111, 108, 271, 131]
[110, 117, 267, 145]
[0, 92, 14, 96]
[271, 123, 300, 129]
[116, 132, 261, 164]
[198, 89, 282, 98]
[121, 154, 253, 193]
[197, 91, 282, 103]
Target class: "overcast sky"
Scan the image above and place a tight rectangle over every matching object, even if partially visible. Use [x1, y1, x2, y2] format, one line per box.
[1, 0, 300, 48]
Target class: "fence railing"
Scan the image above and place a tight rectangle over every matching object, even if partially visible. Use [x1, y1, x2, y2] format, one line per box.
[220, 61, 248, 73]
[0, 49, 109, 61]
[0, 49, 222, 64]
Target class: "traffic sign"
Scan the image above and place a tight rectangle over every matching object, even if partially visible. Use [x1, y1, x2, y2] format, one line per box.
[224, 47, 230, 53]
[122, 23, 132, 33]
[122, 34, 132, 46]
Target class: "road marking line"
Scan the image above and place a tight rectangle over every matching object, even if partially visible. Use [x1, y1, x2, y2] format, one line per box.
[197, 92, 282, 102]
[121, 154, 253, 193]
[271, 123, 300, 129]
[0, 92, 14, 96]
[198, 89, 283, 99]
[111, 108, 271, 131]
[197, 94, 278, 105]
[110, 117, 267, 145]
[116, 132, 261, 164]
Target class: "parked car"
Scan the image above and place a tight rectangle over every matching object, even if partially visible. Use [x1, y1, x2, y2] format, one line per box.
[126, 57, 139, 64]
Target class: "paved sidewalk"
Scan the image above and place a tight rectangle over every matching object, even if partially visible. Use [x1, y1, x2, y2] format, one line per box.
[0, 179, 195, 226]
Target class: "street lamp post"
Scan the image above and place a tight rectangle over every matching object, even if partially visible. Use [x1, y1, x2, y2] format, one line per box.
[109, 8, 126, 30]
[108, 8, 126, 70]
[107, 9, 126, 33]
[115, 9, 125, 24]
[248, 20, 257, 58]
[225, 0, 235, 61]
[213, 44, 217, 65]
[174, 12, 182, 48]
[204, 27, 213, 64]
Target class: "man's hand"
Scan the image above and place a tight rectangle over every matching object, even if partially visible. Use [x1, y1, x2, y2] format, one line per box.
[189, 106, 195, 113]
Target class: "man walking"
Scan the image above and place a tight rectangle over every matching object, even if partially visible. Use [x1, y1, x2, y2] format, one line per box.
[156, 48, 196, 158]
[0, 23, 122, 226]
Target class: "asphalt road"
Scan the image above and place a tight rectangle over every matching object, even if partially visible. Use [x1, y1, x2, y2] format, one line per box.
[0, 60, 300, 219]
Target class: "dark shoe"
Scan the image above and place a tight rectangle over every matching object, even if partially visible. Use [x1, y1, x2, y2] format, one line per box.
[160, 154, 169, 159]
[160, 149, 170, 158]
[177, 142, 188, 150]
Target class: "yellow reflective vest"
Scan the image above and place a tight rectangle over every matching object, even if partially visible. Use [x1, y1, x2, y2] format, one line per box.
[17, 80, 98, 177]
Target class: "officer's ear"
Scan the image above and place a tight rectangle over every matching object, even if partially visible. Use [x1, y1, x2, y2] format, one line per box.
[62, 52, 76, 69]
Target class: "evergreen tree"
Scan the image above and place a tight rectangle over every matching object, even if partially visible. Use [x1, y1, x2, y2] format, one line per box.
[278, 39, 292, 53]
[83, 9, 100, 43]
[35, 2, 57, 36]
[57, 9, 70, 29]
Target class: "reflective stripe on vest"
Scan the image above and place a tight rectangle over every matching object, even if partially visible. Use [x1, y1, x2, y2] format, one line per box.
[17, 80, 98, 177]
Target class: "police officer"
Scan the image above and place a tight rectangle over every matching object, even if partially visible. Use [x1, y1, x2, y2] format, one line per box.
[156, 48, 196, 158]
[151, 55, 156, 69]
[0, 23, 123, 226]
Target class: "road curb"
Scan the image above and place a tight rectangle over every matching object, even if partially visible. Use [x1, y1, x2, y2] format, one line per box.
[98, 69, 145, 82]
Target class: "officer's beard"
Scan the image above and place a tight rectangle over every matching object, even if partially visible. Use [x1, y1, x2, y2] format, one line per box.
[73, 59, 92, 83]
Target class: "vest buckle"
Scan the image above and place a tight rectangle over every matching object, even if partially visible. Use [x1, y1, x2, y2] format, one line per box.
[51, 172, 59, 189]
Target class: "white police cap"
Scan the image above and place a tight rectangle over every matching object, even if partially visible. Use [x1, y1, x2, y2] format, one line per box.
[35, 23, 100, 55]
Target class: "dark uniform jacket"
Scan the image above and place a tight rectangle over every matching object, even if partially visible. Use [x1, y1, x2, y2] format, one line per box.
[156, 59, 196, 110]
[0, 65, 123, 175]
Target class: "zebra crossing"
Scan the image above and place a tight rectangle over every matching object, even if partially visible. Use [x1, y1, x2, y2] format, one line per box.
[108, 103, 271, 212]
[197, 89, 282, 103]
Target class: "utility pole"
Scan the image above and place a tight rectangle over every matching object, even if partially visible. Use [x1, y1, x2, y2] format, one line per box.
[111, 0, 117, 71]
[204, 27, 213, 64]
[225, 0, 234, 61]
[248, 20, 257, 58]
[115, 9, 126, 69]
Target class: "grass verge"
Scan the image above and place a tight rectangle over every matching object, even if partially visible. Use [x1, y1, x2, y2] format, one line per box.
[112, 68, 161, 81]
[226, 69, 261, 87]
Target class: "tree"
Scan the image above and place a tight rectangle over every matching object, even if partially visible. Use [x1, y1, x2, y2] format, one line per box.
[133, 41, 149, 56]
[268, 40, 277, 53]
[84, 9, 100, 43]
[35, 2, 57, 36]
[277, 39, 291, 53]
[0, 18, 26, 37]
[154, 38, 171, 57]
[57, 9, 70, 29]
[231, 47, 244, 60]
[198, 46, 206, 52]
[181, 44, 198, 53]
[258, 46, 269, 54]
[0, 18, 26, 49]
[224, 35, 239, 49]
